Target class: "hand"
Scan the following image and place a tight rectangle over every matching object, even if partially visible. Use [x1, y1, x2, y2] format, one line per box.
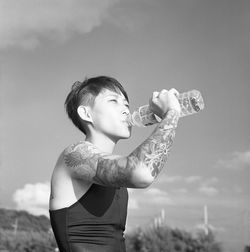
[148, 88, 181, 119]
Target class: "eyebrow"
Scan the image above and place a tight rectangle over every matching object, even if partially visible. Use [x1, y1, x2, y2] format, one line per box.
[106, 94, 129, 103]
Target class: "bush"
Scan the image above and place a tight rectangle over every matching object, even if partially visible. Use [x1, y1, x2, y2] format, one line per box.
[0, 229, 57, 252]
[125, 225, 222, 252]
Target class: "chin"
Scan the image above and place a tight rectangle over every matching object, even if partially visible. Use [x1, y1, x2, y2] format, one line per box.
[104, 125, 132, 141]
[121, 127, 132, 139]
[116, 130, 131, 140]
[109, 129, 132, 141]
[119, 134, 131, 139]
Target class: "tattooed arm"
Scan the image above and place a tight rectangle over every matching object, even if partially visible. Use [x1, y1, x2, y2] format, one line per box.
[63, 109, 179, 188]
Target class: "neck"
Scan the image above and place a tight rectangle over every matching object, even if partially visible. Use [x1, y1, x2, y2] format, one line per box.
[85, 131, 118, 154]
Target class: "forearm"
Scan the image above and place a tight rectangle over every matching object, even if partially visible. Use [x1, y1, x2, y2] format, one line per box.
[128, 109, 179, 181]
[64, 110, 179, 188]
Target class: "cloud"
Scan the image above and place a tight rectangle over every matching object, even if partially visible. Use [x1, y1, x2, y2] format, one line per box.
[172, 188, 188, 194]
[157, 175, 184, 184]
[198, 177, 219, 196]
[143, 188, 173, 205]
[128, 198, 139, 210]
[157, 175, 202, 184]
[185, 176, 202, 184]
[198, 185, 218, 196]
[203, 177, 218, 185]
[127, 187, 173, 208]
[127, 188, 139, 210]
[13, 182, 50, 216]
[215, 150, 250, 170]
[157, 174, 220, 197]
[0, 0, 119, 49]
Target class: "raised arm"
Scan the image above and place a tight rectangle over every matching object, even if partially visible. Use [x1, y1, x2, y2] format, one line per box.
[64, 88, 181, 188]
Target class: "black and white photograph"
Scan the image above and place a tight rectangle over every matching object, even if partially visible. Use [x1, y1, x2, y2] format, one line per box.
[0, 0, 249, 251]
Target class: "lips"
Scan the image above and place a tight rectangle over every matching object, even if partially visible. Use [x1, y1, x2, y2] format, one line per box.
[122, 120, 132, 127]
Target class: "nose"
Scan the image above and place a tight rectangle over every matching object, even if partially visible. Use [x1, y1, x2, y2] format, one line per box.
[122, 106, 130, 117]
[122, 110, 129, 116]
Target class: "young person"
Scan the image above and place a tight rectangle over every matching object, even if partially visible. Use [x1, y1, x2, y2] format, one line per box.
[49, 76, 181, 252]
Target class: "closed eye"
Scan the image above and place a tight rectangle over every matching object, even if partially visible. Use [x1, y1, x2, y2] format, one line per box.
[109, 99, 129, 108]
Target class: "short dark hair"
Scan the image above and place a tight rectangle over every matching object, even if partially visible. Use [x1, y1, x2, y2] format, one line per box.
[65, 76, 129, 134]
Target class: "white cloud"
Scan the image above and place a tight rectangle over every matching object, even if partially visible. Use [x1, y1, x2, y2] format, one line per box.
[144, 188, 173, 205]
[127, 187, 173, 209]
[0, 0, 119, 49]
[158, 175, 203, 184]
[215, 150, 250, 170]
[128, 197, 139, 210]
[157, 174, 221, 197]
[203, 177, 218, 186]
[172, 188, 188, 194]
[198, 177, 219, 196]
[145, 188, 165, 195]
[157, 175, 183, 183]
[127, 188, 139, 209]
[198, 185, 218, 196]
[185, 176, 202, 184]
[13, 181, 50, 216]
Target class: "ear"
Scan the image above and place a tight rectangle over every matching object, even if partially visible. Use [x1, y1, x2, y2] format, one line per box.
[77, 105, 93, 123]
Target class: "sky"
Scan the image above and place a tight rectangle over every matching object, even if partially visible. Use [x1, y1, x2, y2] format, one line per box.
[0, 0, 249, 251]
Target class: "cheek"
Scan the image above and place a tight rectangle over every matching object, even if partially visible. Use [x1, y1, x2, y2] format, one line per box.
[94, 109, 119, 130]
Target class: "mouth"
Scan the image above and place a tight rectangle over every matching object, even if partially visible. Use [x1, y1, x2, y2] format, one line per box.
[122, 120, 132, 128]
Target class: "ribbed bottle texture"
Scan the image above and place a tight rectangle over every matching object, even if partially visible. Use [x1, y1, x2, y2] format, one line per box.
[178, 90, 204, 117]
[128, 90, 204, 127]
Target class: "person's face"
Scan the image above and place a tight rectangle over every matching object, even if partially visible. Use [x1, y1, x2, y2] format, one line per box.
[90, 89, 132, 140]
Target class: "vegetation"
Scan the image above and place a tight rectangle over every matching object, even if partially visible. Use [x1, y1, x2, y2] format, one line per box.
[0, 208, 56, 251]
[0, 229, 57, 252]
[125, 225, 222, 252]
[0, 208, 223, 252]
[0, 208, 50, 232]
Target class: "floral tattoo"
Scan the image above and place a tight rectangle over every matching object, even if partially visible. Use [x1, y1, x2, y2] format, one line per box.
[63, 109, 179, 187]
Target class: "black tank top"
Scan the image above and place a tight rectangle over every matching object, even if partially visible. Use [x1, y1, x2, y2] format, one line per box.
[49, 184, 128, 252]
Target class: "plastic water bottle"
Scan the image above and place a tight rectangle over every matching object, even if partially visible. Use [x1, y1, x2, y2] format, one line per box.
[127, 90, 204, 127]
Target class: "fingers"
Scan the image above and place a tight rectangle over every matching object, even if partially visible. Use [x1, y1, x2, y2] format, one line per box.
[152, 88, 179, 100]
[159, 89, 168, 94]
[168, 88, 180, 97]
[157, 89, 168, 99]
[152, 91, 160, 100]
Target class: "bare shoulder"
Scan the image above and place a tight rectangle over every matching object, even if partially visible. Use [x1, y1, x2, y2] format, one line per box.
[64, 141, 98, 153]
[63, 141, 103, 167]
[50, 143, 95, 209]
[62, 141, 126, 185]
[62, 141, 104, 181]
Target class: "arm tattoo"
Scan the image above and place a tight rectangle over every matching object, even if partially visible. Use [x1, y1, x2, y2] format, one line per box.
[129, 109, 179, 179]
[63, 109, 179, 187]
[64, 142, 133, 187]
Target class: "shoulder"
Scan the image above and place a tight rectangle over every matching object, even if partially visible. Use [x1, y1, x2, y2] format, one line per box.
[64, 141, 100, 156]
[62, 141, 102, 168]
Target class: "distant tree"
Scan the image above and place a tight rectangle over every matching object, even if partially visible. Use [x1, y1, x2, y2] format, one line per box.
[0, 208, 50, 232]
[0, 208, 57, 251]
[125, 225, 222, 252]
[195, 229, 222, 252]
[0, 229, 57, 252]
[1, 208, 223, 252]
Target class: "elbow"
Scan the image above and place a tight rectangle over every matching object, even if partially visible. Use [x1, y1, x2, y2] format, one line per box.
[136, 179, 153, 189]
[130, 164, 154, 188]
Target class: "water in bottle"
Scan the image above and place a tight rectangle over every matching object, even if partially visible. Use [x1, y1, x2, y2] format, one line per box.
[128, 90, 204, 127]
